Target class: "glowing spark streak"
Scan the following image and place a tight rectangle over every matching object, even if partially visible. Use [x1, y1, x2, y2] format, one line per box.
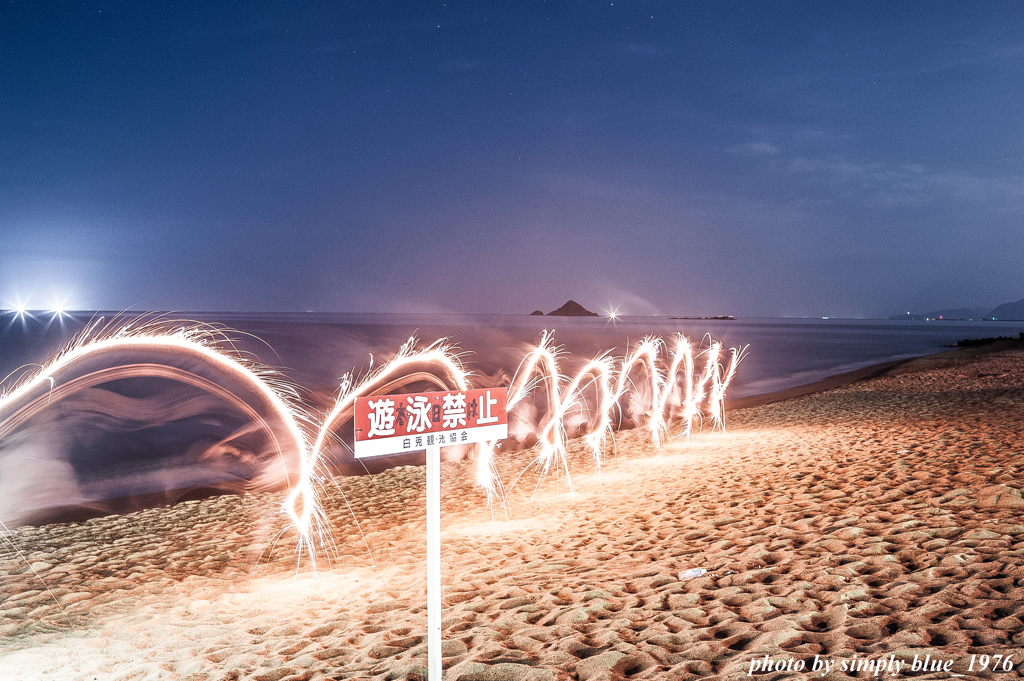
[507, 331, 747, 489]
[0, 319, 322, 569]
[0, 337, 301, 458]
[0, 364, 283, 455]
[700, 342, 722, 432]
[670, 334, 702, 441]
[675, 337, 719, 440]
[296, 337, 477, 543]
[507, 331, 561, 411]
[658, 333, 695, 441]
[292, 337, 475, 557]
[570, 356, 616, 472]
[0, 336, 308, 477]
[309, 337, 471, 463]
[707, 345, 747, 431]
[613, 337, 665, 451]
[506, 331, 575, 494]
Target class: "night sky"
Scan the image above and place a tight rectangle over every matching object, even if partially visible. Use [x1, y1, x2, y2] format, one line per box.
[2, 2, 1022, 318]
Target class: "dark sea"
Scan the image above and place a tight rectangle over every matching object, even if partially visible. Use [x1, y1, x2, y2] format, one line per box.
[3, 311, 1023, 400]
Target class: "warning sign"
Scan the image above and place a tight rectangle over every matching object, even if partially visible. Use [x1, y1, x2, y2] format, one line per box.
[353, 387, 508, 458]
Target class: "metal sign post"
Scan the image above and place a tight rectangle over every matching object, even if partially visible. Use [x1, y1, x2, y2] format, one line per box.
[353, 387, 508, 680]
[426, 443, 441, 678]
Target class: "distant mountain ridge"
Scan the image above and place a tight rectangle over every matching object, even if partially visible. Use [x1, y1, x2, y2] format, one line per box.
[992, 298, 1024, 320]
[890, 296, 1024, 321]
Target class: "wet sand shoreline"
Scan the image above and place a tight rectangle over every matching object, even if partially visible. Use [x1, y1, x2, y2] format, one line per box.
[726, 338, 1024, 411]
[2, 343, 1024, 680]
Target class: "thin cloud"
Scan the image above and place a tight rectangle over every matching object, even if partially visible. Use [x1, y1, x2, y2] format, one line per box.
[728, 142, 781, 157]
[786, 156, 1024, 207]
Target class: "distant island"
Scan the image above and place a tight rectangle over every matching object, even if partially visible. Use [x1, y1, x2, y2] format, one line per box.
[535, 300, 600, 317]
[671, 315, 735, 321]
[890, 296, 1024, 321]
[528, 303, 737, 318]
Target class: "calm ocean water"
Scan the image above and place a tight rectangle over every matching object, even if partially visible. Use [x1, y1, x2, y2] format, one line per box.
[3, 312, 1023, 399]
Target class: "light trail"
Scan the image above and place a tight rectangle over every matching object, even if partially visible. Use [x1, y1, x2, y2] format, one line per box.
[1, 319, 746, 573]
[505, 331, 573, 493]
[0, 314, 324, 569]
[288, 337, 475, 550]
[503, 331, 748, 494]
[613, 336, 665, 451]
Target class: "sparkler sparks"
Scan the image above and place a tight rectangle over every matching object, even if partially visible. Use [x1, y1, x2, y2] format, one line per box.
[614, 336, 665, 450]
[285, 337, 474, 561]
[0, 319, 745, 574]
[505, 330, 576, 495]
[502, 331, 747, 495]
[0, 314, 323, 568]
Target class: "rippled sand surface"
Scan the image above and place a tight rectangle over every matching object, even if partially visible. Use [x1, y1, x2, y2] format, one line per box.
[2, 347, 1023, 680]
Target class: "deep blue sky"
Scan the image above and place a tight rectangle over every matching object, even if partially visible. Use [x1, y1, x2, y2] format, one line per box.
[2, 2, 1022, 317]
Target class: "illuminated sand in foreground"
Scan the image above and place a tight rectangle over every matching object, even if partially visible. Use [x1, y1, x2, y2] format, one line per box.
[2, 347, 1024, 680]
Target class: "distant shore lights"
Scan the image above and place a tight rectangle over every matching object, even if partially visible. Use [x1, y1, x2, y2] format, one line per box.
[2, 293, 79, 324]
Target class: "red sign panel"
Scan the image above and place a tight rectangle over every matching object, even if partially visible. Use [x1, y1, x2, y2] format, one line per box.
[353, 387, 508, 458]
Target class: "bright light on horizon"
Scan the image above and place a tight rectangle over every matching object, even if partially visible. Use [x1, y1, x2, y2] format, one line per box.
[47, 293, 72, 320]
[7, 295, 32, 320]
[3, 291, 81, 322]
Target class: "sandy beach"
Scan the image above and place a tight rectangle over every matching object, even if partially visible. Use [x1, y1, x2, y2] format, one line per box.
[2, 344, 1023, 680]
